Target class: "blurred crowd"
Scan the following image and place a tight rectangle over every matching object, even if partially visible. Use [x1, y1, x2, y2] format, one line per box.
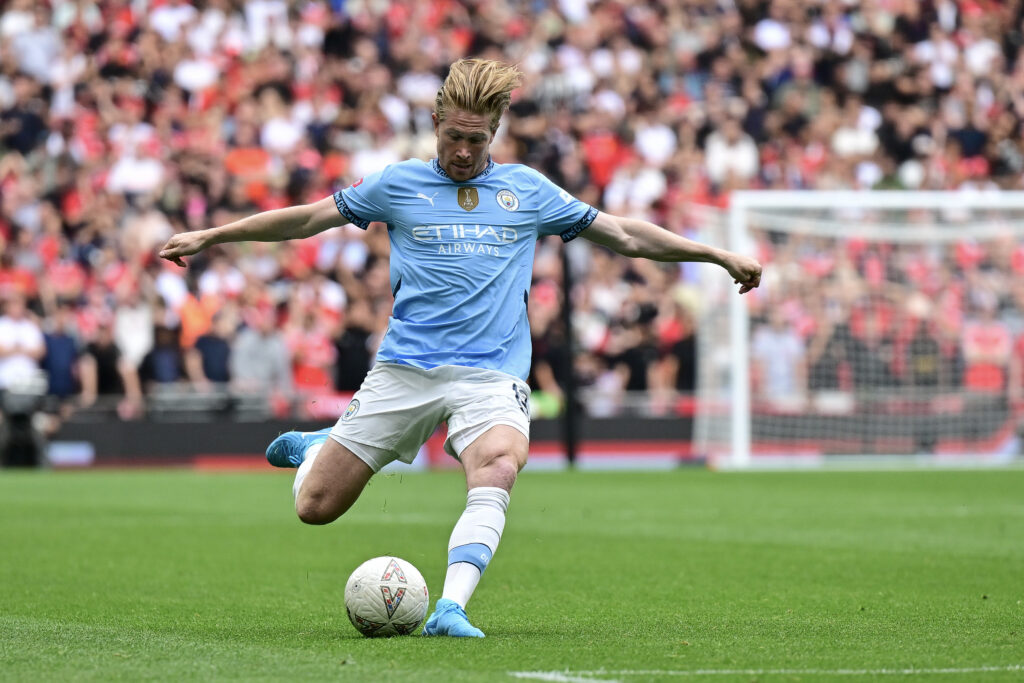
[749, 229, 1024, 413]
[2, 0, 1024, 424]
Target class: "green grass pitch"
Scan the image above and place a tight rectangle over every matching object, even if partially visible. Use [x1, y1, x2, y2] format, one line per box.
[1, 467, 1022, 682]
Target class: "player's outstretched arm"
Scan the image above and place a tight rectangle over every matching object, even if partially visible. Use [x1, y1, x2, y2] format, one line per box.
[581, 211, 762, 294]
[158, 195, 342, 267]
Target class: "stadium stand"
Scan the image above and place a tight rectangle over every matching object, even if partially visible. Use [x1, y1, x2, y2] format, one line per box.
[1, 0, 1023, 434]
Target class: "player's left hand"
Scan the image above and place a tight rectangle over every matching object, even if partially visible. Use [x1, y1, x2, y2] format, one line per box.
[723, 254, 762, 294]
[159, 230, 210, 267]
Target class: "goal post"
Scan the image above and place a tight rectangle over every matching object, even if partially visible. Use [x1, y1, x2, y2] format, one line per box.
[696, 190, 1024, 469]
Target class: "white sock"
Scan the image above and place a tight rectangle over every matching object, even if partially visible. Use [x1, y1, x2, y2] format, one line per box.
[292, 441, 323, 500]
[441, 486, 510, 609]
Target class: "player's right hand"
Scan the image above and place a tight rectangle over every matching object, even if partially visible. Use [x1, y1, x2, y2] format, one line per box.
[158, 231, 209, 267]
[723, 254, 762, 294]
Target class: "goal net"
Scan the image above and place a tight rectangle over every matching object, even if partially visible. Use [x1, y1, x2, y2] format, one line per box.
[695, 191, 1024, 468]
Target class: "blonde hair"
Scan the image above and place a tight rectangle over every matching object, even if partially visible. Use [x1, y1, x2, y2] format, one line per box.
[435, 59, 523, 132]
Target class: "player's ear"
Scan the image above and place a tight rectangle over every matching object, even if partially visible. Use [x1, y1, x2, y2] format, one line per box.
[431, 112, 440, 133]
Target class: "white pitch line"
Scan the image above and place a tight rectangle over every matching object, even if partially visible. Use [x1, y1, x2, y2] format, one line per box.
[510, 673, 618, 683]
[510, 664, 1024, 680]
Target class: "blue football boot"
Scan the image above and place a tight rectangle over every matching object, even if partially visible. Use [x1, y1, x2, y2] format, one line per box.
[421, 598, 485, 638]
[265, 428, 332, 468]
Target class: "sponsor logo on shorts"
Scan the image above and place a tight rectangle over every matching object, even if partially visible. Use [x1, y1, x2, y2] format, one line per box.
[496, 189, 519, 211]
[343, 398, 360, 420]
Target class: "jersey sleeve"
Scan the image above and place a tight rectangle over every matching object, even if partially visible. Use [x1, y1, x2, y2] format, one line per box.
[332, 167, 391, 229]
[532, 171, 599, 242]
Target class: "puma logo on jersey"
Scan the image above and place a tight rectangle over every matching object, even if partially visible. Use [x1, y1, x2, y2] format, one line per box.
[416, 192, 439, 207]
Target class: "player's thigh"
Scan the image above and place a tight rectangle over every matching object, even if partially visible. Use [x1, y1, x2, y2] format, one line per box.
[298, 437, 374, 517]
[459, 424, 530, 490]
[445, 369, 531, 490]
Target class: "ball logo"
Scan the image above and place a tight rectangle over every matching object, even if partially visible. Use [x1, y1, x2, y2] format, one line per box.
[343, 399, 360, 420]
[391, 620, 419, 635]
[379, 586, 407, 618]
[380, 558, 408, 582]
[496, 189, 519, 212]
[349, 611, 384, 632]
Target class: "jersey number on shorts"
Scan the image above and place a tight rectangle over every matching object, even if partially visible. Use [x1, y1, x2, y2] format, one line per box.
[513, 383, 529, 417]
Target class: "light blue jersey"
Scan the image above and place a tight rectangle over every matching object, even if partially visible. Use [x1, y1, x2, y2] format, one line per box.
[333, 158, 598, 380]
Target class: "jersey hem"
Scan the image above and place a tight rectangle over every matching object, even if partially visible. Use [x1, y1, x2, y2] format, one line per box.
[375, 359, 528, 383]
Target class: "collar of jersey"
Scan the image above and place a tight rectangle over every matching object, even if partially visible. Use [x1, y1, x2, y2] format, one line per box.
[431, 157, 495, 182]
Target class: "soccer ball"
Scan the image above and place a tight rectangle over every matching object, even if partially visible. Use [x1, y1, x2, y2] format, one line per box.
[344, 556, 429, 637]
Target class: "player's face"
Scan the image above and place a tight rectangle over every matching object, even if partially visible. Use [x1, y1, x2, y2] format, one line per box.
[433, 109, 494, 182]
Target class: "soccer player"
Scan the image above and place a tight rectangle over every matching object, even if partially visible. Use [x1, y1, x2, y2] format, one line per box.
[159, 59, 762, 638]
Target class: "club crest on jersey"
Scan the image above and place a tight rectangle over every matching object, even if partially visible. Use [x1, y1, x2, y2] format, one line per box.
[343, 399, 360, 420]
[457, 187, 479, 211]
[496, 189, 519, 212]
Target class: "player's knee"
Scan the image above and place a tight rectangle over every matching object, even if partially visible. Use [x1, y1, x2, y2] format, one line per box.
[295, 501, 333, 525]
[495, 456, 521, 488]
[474, 453, 521, 491]
[295, 490, 342, 525]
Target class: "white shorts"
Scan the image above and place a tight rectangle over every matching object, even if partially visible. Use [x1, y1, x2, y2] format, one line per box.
[329, 362, 531, 473]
